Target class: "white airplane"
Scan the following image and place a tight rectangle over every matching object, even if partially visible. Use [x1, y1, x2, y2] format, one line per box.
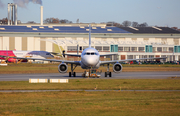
[1, 24, 166, 77]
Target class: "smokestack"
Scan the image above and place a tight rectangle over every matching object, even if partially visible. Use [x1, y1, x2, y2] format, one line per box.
[11, 4, 13, 25]
[40, 6, 43, 25]
[14, 4, 17, 25]
[7, 3, 17, 25]
[8, 3, 10, 25]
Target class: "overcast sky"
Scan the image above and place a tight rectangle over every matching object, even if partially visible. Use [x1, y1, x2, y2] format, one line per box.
[0, 0, 180, 28]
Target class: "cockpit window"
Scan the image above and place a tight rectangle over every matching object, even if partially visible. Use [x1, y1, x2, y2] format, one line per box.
[46, 53, 50, 55]
[83, 52, 98, 55]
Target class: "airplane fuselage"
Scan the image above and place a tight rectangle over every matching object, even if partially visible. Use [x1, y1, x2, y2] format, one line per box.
[80, 47, 100, 69]
[0, 50, 54, 63]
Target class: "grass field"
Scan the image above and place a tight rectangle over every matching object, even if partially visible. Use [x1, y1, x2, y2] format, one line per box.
[0, 91, 180, 116]
[0, 79, 180, 90]
[0, 63, 180, 74]
[0, 79, 180, 116]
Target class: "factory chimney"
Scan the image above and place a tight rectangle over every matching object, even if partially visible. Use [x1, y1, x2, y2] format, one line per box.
[7, 3, 17, 25]
[40, 6, 43, 25]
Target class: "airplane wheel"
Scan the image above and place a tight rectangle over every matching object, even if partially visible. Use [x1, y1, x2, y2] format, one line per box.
[69, 72, 71, 77]
[73, 72, 76, 77]
[105, 72, 107, 77]
[109, 72, 112, 77]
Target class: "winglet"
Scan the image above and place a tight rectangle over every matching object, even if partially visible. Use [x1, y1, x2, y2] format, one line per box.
[89, 24, 91, 48]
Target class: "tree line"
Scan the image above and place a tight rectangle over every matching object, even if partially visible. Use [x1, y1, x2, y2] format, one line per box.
[106, 21, 148, 27]
[43, 18, 149, 27]
[43, 18, 72, 24]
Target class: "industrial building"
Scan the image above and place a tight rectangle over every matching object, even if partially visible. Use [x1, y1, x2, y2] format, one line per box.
[0, 23, 180, 62]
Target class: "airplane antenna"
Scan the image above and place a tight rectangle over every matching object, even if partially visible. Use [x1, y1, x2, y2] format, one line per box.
[89, 24, 91, 48]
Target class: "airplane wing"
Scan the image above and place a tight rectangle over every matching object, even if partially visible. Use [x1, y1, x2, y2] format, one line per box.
[100, 54, 118, 57]
[50, 52, 61, 56]
[100, 57, 167, 65]
[0, 55, 80, 65]
[63, 54, 81, 57]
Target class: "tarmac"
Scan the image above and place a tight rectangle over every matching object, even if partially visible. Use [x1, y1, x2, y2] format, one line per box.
[0, 71, 180, 81]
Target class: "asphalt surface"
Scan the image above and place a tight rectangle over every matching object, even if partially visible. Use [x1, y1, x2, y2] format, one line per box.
[0, 71, 180, 81]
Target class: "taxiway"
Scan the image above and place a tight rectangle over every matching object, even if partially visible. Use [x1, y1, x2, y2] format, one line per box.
[0, 71, 180, 81]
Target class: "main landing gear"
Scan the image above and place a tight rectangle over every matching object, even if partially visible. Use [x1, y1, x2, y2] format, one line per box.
[104, 64, 112, 77]
[69, 64, 77, 77]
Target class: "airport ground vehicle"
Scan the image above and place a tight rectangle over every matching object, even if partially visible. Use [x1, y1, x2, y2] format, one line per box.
[82, 69, 101, 78]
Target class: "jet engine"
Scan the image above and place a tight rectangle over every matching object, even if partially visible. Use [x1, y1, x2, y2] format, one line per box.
[58, 63, 68, 73]
[113, 63, 123, 73]
[7, 58, 17, 63]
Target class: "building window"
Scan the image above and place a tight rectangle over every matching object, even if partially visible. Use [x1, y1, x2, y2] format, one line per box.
[149, 55, 154, 61]
[174, 46, 180, 53]
[103, 46, 109, 51]
[169, 47, 173, 52]
[149, 55, 154, 58]
[157, 47, 162, 52]
[163, 47, 168, 52]
[79, 46, 82, 50]
[124, 47, 130, 51]
[138, 47, 144, 52]
[95, 46, 102, 51]
[67, 46, 77, 51]
[145, 45, 152, 52]
[153, 47, 156, 52]
[110, 45, 118, 52]
[161, 55, 166, 62]
[118, 47, 123, 51]
[127, 55, 133, 59]
[131, 47, 137, 51]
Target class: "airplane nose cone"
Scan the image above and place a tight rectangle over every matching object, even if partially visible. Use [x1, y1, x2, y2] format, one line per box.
[86, 58, 96, 66]
[83, 56, 98, 66]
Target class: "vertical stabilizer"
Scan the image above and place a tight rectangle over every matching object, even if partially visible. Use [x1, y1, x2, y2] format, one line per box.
[89, 24, 91, 48]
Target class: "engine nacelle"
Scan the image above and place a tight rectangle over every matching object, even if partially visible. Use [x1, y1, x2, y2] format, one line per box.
[113, 63, 123, 73]
[58, 63, 68, 73]
[7, 58, 17, 63]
